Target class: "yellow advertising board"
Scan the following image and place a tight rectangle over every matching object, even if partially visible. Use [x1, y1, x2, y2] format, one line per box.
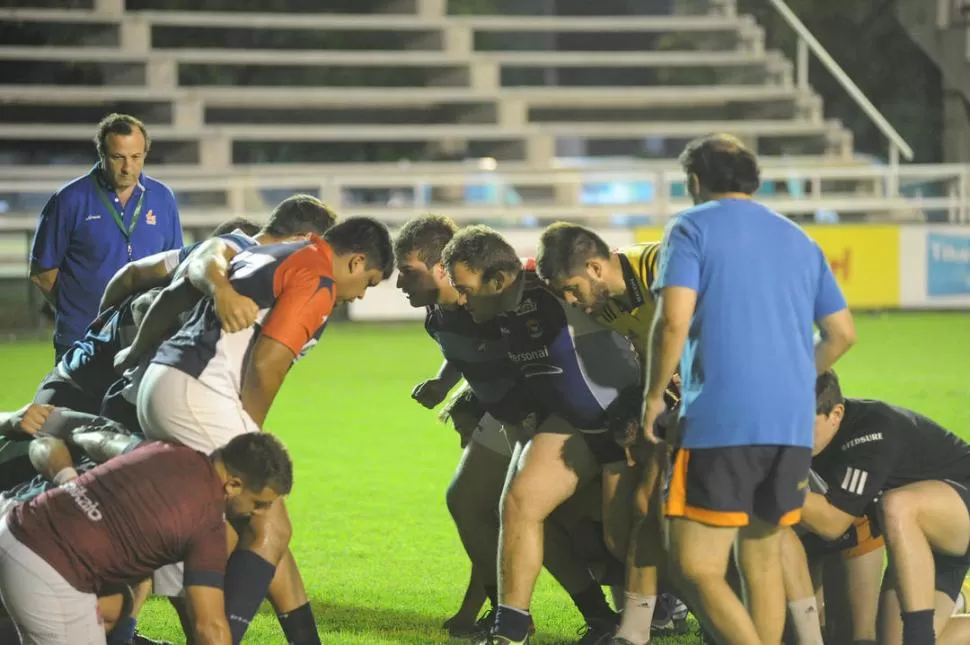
[634, 224, 900, 308]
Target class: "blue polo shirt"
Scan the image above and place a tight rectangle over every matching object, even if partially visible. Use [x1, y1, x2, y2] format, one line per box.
[30, 165, 183, 347]
[654, 198, 847, 450]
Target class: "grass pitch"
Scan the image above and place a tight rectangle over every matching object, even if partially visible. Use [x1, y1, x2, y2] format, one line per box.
[0, 312, 967, 644]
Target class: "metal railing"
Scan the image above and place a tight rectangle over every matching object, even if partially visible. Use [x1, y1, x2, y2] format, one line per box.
[769, 0, 915, 182]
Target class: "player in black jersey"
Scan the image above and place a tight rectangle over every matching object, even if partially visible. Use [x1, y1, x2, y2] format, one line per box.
[803, 371, 970, 645]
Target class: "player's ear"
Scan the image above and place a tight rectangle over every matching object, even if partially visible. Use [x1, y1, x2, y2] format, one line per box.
[687, 173, 701, 200]
[348, 253, 366, 275]
[586, 259, 604, 280]
[432, 262, 447, 281]
[224, 477, 244, 497]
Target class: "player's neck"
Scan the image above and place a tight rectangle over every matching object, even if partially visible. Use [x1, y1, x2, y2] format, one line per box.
[707, 192, 752, 201]
[606, 253, 628, 297]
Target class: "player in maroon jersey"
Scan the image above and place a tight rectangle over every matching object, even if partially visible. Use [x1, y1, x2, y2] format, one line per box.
[0, 432, 293, 645]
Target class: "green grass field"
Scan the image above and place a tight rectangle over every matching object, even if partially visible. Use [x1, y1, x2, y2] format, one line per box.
[1, 312, 968, 644]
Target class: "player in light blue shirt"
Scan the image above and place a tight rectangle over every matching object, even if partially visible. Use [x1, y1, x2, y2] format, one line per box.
[639, 134, 857, 645]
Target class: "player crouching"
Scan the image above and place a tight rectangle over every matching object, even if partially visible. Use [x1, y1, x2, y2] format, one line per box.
[800, 370, 970, 645]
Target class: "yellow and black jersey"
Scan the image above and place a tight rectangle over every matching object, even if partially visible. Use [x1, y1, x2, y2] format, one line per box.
[595, 242, 661, 360]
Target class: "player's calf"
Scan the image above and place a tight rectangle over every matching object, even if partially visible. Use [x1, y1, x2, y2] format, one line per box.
[880, 480, 970, 644]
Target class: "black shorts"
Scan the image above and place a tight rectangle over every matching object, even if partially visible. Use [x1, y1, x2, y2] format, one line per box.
[535, 415, 626, 465]
[665, 445, 812, 527]
[33, 371, 101, 415]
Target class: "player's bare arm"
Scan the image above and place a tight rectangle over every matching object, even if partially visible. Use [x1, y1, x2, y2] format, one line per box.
[184, 585, 232, 645]
[800, 491, 857, 542]
[240, 336, 297, 428]
[0, 402, 54, 437]
[815, 309, 856, 374]
[412, 359, 462, 409]
[115, 278, 198, 372]
[28, 264, 58, 307]
[187, 238, 258, 333]
[641, 285, 696, 444]
[100, 251, 181, 313]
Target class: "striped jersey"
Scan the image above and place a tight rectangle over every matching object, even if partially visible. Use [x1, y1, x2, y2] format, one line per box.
[595, 242, 661, 359]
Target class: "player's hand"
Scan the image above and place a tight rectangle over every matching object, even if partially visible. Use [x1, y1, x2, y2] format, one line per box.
[16, 403, 55, 435]
[213, 285, 259, 334]
[640, 394, 667, 446]
[113, 346, 135, 374]
[411, 378, 450, 409]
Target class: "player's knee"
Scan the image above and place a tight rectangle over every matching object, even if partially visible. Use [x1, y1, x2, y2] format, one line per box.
[669, 547, 717, 587]
[879, 489, 919, 533]
[501, 484, 541, 527]
[445, 476, 467, 521]
[602, 519, 629, 562]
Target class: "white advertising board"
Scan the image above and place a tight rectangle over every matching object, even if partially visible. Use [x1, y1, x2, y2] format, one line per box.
[348, 228, 635, 321]
[899, 225, 970, 309]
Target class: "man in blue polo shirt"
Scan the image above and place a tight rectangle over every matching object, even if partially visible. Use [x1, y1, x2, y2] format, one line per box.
[639, 134, 857, 645]
[29, 113, 182, 362]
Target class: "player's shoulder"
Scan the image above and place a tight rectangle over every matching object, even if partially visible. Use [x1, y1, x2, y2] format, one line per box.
[51, 172, 96, 205]
[836, 399, 902, 450]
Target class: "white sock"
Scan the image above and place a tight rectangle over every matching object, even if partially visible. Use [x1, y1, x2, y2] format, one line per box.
[615, 592, 657, 644]
[53, 468, 78, 486]
[788, 596, 824, 645]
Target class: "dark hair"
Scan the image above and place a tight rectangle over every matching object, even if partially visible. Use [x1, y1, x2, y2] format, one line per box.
[95, 113, 150, 158]
[393, 214, 459, 268]
[536, 222, 610, 281]
[441, 225, 520, 283]
[264, 194, 337, 238]
[216, 433, 293, 496]
[678, 134, 760, 195]
[815, 370, 844, 415]
[211, 217, 261, 237]
[324, 216, 394, 279]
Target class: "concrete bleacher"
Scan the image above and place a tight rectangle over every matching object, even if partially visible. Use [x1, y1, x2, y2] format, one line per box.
[0, 0, 852, 170]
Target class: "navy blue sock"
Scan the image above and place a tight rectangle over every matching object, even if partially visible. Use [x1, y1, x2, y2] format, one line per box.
[570, 584, 615, 623]
[224, 550, 277, 645]
[901, 609, 935, 645]
[277, 602, 321, 645]
[483, 584, 499, 609]
[107, 617, 136, 644]
[493, 604, 532, 641]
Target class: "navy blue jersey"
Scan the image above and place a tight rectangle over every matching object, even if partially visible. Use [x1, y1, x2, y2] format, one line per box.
[498, 272, 641, 431]
[424, 305, 530, 424]
[55, 231, 256, 404]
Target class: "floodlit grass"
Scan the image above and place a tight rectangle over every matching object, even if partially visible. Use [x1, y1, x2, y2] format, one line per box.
[0, 312, 967, 644]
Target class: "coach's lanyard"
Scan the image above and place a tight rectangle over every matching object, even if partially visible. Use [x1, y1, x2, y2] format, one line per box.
[92, 174, 146, 260]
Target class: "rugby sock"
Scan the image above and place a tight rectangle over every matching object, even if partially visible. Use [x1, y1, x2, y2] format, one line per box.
[615, 593, 657, 644]
[901, 609, 935, 645]
[106, 617, 136, 644]
[787, 597, 824, 645]
[483, 583, 499, 609]
[277, 602, 321, 645]
[493, 604, 532, 642]
[570, 583, 616, 623]
[224, 550, 276, 644]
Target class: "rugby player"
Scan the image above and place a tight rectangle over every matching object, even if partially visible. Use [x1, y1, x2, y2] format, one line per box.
[395, 216, 620, 643]
[0, 432, 293, 645]
[536, 223, 686, 644]
[32, 217, 261, 418]
[638, 134, 855, 645]
[137, 216, 393, 644]
[803, 370, 970, 645]
[441, 225, 643, 645]
[108, 195, 338, 434]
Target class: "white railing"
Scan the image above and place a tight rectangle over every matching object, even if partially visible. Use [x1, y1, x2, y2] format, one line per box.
[0, 163, 966, 228]
[770, 0, 916, 178]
